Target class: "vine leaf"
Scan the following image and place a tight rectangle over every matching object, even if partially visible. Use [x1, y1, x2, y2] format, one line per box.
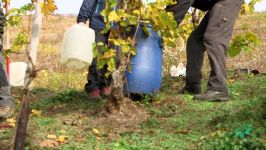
[41, 0, 57, 15]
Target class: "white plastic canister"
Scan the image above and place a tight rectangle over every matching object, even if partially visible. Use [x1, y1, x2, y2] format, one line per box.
[60, 24, 95, 70]
[10, 62, 27, 87]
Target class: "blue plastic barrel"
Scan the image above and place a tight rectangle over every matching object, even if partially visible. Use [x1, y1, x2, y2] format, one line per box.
[125, 25, 162, 94]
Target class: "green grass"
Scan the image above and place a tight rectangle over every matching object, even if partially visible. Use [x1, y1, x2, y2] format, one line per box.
[1, 74, 266, 149]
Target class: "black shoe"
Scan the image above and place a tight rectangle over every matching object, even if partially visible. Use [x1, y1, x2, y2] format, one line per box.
[178, 85, 201, 95]
[193, 90, 229, 102]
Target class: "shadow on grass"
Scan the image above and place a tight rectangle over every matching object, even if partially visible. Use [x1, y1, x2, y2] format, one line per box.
[30, 88, 105, 116]
[209, 96, 266, 130]
[209, 74, 266, 129]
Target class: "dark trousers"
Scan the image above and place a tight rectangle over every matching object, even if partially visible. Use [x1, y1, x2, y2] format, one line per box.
[84, 30, 112, 93]
[186, 0, 243, 93]
[0, 54, 13, 107]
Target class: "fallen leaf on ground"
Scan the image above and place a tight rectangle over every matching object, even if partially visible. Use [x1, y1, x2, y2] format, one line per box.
[47, 134, 57, 139]
[8, 123, 16, 128]
[16, 99, 21, 104]
[39, 139, 60, 148]
[96, 137, 102, 141]
[6, 117, 16, 128]
[227, 79, 235, 84]
[53, 104, 65, 109]
[57, 135, 67, 143]
[74, 136, 87, 143]
[71, 119, 79, 126]
[200, 136, 206, 140]
[92, 128, 100, 135]
[31, 109, 42, 116]
[176, 129, 189, 134]
[6, 117, 16, 123]
[63, 118, 82, 126]
[63, 119, 72, 125]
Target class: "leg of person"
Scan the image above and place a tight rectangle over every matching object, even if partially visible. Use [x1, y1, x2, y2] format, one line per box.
[98, 64, 112, 97]
[85, 30, 109, 99]
[179, 14, 209, 94]
[85, 58, 101, 99]
[194, 0, 243, 101]
[0, 54, 14, 118]
[98, 34, 113, 97]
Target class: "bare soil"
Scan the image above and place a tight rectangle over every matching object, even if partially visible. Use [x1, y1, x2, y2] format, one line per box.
[92, 97, 148, 140]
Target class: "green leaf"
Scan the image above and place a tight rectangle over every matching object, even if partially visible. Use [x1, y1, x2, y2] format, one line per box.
[228, 31, 260, 57]
[92, 43, 98, 58]
[107, 58, 116, 72]
[97, 58, 106, 70]
[11, 31, 28, 52]
[97, 42, 104, 46]
[121, 45, 131, 53]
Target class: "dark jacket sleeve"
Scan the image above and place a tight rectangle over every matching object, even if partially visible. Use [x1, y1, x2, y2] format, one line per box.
[0, 7, 5, 49]
[77, 0, 97, 23]
[166, 0, 195, 24]
[192, 0, 216, 11]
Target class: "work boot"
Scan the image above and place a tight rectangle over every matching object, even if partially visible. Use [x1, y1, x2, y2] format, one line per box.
[0, 105, 14, 118]
[193, 90, 229, 102]
[101, 86, 111, 98]
[87, 88, 102, 100]
[178, 84, 201, 95]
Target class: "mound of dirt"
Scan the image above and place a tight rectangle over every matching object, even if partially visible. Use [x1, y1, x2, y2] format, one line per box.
[92, 97, 148, 139]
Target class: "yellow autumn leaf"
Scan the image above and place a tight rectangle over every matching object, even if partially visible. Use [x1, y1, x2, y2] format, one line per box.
[9, 123, 16, 128]
[101, 49, 116, 59]
[133, 10, 140, 16]
[41, 0, 57, 15]
[146, 5, 152, 12]
[92, 128, 100, 135]
[227, 79, 235, 84]
[241, 4, 251, 15]
[6, 117, 16, 128]
[39, 139, 60, 148]
[16, 99, 20, 104]
[47, 134, 57, 139]
[108, 11, 120, 22]
[96, 137, 102, 141]
[31, 109, 42, 116]
[56, 135, 67, 143]
[6, 117, 16, 123]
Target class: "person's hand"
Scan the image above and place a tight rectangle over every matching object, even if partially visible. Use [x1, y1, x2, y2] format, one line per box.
[78, 22, 86, 26]
[165, 4, 178, 13]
